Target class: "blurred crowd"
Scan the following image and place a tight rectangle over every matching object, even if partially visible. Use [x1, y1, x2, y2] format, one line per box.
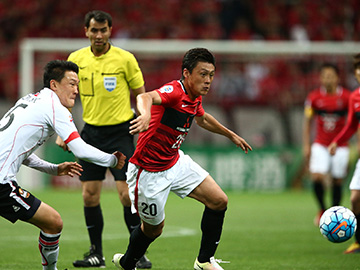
[1, 0, 360, 104]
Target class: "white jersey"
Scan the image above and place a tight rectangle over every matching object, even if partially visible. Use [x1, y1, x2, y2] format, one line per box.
[0, 88, 116, 184]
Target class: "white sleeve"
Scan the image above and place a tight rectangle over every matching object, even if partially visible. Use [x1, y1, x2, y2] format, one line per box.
[67, 137, 118, 168]
[22, 153, 58, 175]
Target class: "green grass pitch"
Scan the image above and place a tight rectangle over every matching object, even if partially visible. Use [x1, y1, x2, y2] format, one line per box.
[1, 189, 360, 270]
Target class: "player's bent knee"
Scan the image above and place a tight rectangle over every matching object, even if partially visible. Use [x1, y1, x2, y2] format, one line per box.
[143, 222, 164, 239]
[50, 213, 63, 233]
[208, 194, 228, 211]
[216, 195, 228, 210]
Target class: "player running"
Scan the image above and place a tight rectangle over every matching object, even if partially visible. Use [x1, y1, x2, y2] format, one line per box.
[0, 60, 125, 270]
[111, 48, 252, 270]
[303, 63, 351, 225]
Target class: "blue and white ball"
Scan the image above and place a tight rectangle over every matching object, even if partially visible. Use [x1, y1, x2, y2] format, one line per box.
[319, 206, 357, 243]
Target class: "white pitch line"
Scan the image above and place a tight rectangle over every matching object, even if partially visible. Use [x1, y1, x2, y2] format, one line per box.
[0, 226, 197, 242]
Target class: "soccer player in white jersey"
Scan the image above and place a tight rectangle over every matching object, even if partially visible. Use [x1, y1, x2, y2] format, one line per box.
[112, 48, 252, 270]
[0, 60, 126, 270]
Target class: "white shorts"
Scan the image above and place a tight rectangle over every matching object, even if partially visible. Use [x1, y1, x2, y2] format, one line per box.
[350, 160, 360, 190]
[126, 150, 209, 225]
[309, 143, 349, 178]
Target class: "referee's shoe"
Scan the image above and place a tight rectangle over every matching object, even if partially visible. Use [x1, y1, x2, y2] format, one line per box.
[73, 247, 105, 268]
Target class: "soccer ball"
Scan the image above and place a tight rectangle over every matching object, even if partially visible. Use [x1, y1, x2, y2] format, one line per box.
[319, 206, 357, 243]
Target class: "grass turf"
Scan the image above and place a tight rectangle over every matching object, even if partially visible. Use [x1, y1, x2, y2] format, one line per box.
[0, 189, 359, 270]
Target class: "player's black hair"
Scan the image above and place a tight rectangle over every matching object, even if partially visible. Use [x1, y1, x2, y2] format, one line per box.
[353, 53, 360, 70]
[85, 10, 112, 28]
[320, 62, 339, 75]
[43, 60, 79, 88]
[181, 48, 216, 79]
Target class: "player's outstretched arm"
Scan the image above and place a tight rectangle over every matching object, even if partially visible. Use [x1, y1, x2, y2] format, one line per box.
[57, 162, 83, 177]
[195, 112, 252, 153]
[229, 133, 252, 154]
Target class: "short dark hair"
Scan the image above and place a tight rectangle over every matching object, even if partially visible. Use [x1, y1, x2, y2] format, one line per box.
[43, 60, 79, 88]
[354, 53, 360, 70]
[320, 62, 339, 75]
[181, 48, 216, 79]
[84, 10, 112, 28]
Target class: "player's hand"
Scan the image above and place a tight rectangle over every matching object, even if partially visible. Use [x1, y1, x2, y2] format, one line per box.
[129, 114, 151, 135]
[233, 135, 252, 154]
[113, 151, 127, 169]
[328, 142, 337, 156]
[57, 162, 83, 177]
[56, 135, 70, 152]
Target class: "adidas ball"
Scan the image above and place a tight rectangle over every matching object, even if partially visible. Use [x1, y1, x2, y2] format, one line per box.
[319, 206, 357, 243]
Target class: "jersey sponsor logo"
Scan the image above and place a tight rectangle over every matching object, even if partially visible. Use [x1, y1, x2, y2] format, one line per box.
[12, 205, 20, 212]
[103, 77, 117, 92]
[159, 85, 174, 93]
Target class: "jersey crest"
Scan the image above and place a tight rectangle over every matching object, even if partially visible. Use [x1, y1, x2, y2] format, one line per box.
[103, 77, 117, 92]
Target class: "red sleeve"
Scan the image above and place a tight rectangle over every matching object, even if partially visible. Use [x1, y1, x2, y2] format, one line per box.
[332, 95, 358, 145]
[156, 83, 180, 107]
[196, 98, 205, 117]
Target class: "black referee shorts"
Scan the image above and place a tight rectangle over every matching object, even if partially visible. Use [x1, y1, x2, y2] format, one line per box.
[79, 121, 135, 181]
[0, 181, 41, 223]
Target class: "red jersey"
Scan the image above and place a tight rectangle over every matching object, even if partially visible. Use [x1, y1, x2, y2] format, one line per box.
[305, 86, 351, 146]
[130, 80, 205, 172]
[333, 87, 360, 145]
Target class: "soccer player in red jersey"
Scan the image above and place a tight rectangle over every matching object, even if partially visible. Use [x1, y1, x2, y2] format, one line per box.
[303, 63, 351, 225]
[329, 54, 360, 253]
[111, 48, 252, 270]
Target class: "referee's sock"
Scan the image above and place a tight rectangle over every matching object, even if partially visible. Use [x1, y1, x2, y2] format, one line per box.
[39, 231, 61, 270]
[84, 205, 103, 256]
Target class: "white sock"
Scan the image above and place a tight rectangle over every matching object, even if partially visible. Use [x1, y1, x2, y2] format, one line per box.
[39, 231, 61, 270]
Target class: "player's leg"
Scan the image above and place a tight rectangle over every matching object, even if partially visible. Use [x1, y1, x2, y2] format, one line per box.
[113, 163, 170, 269]
[0, 181, 61, 270]
[27, 202, 63, 270]
[309, 143, 331, 224]
[330, 146, 350, 206]
[113, 221, 162, 270]
[111, 128, 152, 269]
[344, 160, 360, 253]
[189, 175, 228, 269]
[115, 180, 152, 269]
[332, 177, 343, 206]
